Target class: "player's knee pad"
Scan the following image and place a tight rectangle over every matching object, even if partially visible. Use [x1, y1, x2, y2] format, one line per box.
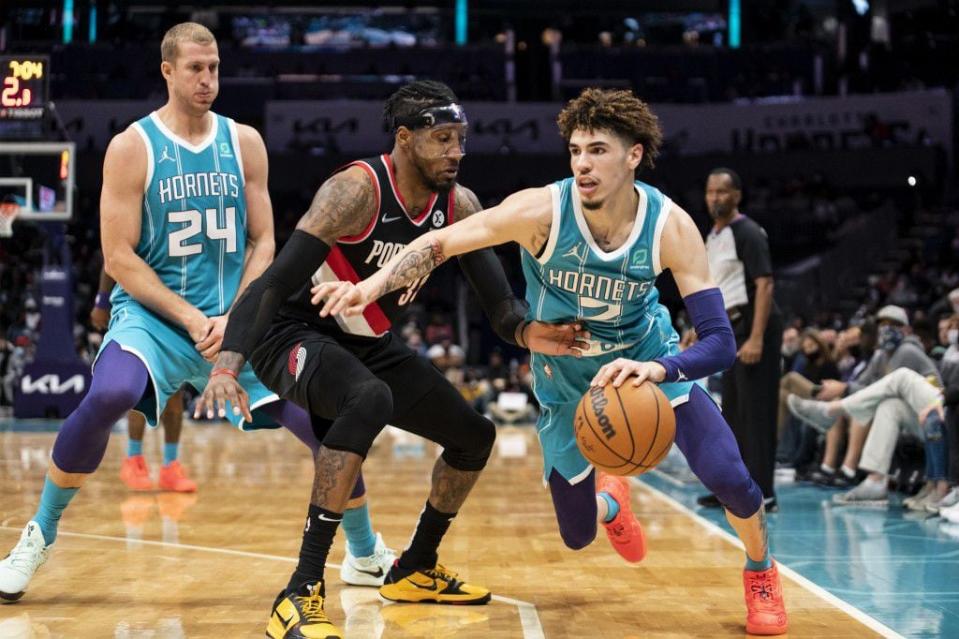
[320, 377, 392, 458]
[703, 465, 762, 519]
[83, 380, 144, 427]
[439, 413, 496, 472]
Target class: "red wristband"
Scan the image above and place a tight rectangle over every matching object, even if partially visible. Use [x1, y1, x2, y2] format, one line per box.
[210, 367, 239, 379]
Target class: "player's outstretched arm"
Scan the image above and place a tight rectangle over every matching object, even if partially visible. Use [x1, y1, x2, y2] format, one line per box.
[591, 204, 736, 388]
[195, 166, 375, 420]
[452, 186, 589, 356]
[196, 125, 277, 362]
[100, 129, 211, 343]
[312, 187, 552, 318]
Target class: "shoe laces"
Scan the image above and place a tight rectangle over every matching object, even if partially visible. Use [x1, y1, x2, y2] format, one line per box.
[295, 591, 330, 624]
[6, 539, 42, 573]
[746, 573, 780, 610]
[423, 564, 462, 588]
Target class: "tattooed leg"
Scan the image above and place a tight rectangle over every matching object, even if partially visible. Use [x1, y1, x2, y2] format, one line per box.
[428, 456, 481, 514]
[311, 446, 363, 510]
[725, 504, 769, 563]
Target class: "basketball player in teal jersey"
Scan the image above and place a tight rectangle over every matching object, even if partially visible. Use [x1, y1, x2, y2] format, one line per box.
[0, 22, 393, 604]
[315, 88, 789, 635]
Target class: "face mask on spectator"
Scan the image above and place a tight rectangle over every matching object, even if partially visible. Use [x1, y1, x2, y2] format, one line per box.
[949, 328, 958, 346]
[878, 325, 904, 352]
[781, 343, 798, 357]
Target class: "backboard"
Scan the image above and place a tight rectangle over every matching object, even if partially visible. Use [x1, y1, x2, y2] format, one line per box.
[0, 142, 75, 222]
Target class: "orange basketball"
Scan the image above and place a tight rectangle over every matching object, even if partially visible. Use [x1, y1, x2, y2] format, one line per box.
[573, 381, 676, 476]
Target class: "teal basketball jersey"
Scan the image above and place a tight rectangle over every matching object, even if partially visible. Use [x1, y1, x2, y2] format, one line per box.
[110, 111, 247, 318]
[521, 177, 673, 355]
[521, 177, 696, 483]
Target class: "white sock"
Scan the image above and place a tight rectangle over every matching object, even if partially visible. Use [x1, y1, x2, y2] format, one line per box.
[820, 463, 836, 474]
[840, 465, 856, 478]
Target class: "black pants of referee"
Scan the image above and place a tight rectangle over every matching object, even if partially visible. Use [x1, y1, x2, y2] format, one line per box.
[721, 313, 784, 502]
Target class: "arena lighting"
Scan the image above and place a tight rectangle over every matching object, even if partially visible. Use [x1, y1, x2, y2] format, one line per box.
[852, 0, 870, 16]
[455, 0, 468, 45]
[907, 176, 917, 187]
[62, 0, 74, 44]
[728, 0, 741, 48]
[88, 1, 97, 43]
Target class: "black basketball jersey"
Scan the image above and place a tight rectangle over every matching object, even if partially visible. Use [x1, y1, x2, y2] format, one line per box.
[280, 153, 456, 337]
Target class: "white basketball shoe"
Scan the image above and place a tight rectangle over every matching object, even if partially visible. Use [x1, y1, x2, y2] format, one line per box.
[0, 521, 52, 603]
[340, 532, 396, 587]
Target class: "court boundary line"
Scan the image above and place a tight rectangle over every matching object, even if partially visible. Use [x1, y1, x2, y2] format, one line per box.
[632, 480, 907, 639]
[0, 526, 545, 639]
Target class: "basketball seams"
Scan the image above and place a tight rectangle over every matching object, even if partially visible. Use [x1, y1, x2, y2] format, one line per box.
[611, 385, 638, 461]
[637, 382, 662, 466]
[576, 398, 633, 469]
[577, 382, 676, 476]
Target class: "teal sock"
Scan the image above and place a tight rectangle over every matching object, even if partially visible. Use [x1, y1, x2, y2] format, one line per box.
[34, 476, 79, 545]
[745, 551, 772, 572]
[163, 443, 178, 466]
[128, 439, 143, 457]
[342, 503, 377, 557]
[598, 491, 620, 523]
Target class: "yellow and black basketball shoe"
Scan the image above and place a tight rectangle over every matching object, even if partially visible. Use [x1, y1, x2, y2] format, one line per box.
[378, 562, 491, 605]
[266, 581, 342, 639]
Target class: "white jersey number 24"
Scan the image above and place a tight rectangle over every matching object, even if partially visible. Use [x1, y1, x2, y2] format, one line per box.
[168, 207, 238, 257]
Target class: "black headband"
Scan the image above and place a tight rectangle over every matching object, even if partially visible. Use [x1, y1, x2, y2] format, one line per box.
[393, 103, 468, 131]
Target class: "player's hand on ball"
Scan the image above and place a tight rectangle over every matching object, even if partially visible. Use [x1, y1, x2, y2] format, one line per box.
[194, 372, 253, 423]
[591, 358, 666, 388]
[311, 281, 370, 317]
[524, 321, 591, 357]
[196, 315, 229, 362]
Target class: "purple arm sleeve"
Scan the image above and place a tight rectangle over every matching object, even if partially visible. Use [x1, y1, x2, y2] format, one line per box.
[654, 287, 736, 382]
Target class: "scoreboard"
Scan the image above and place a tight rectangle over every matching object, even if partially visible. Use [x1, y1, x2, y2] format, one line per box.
[0, 56, 49, 121]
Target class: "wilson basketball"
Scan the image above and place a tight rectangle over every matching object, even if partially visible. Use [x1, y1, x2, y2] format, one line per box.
[574, 381, 676, 476]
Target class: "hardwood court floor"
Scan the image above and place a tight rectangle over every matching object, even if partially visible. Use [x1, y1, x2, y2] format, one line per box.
[0, 423, 882, 638]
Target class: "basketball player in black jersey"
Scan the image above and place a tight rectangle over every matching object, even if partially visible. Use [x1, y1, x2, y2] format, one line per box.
[196, 81, 587, 638]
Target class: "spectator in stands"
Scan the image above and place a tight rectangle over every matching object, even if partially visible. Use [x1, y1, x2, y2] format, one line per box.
[405, 328, 427, 357]
[776, 329, 839, 470]
[426, 337, 465, 373]
[937, 315, 959, 519]
[424, 311, 454, 345]
[781, 327, 801, 372]
[788, 306, 946, 507]
[912, 317, 940, 359]
[806, 320, 880, 488]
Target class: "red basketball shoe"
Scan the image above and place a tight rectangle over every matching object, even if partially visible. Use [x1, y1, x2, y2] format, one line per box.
[597, 474, 647, 563]
[743, 561, 788, 635]
[158, 461, 197, 493]
[119, 454, 153, 491]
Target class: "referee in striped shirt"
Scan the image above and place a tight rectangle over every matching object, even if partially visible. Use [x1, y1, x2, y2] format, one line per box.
[701, 168, 783, 512]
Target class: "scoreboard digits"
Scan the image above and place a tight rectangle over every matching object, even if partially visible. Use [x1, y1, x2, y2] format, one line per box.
[0, 56, 49, 120]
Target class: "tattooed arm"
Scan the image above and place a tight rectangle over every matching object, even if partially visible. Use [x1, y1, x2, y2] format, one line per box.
[194, 167, 374, 420]
[313, 186, 553, 318]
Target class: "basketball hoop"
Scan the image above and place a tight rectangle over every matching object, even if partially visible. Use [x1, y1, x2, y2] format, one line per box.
[0, 202, 19, 238]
